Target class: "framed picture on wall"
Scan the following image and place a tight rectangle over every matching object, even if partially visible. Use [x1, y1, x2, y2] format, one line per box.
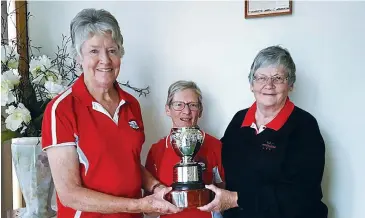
[245, 0, 292, 19]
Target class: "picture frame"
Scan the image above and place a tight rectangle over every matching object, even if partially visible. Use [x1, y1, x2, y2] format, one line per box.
[245, 0, 293, 19]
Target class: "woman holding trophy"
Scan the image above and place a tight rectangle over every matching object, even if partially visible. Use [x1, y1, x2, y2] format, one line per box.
[42, 8, 180, 218]
[198, 46, 328, 218]
[145, 80, 225, 218]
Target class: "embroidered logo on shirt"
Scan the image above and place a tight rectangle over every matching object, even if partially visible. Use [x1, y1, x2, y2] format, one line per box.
[261, 141, 276, 151]
[128, 120, 139, 130]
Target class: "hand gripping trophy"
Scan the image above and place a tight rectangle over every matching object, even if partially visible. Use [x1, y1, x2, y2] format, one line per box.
[165, 127, 213, 208]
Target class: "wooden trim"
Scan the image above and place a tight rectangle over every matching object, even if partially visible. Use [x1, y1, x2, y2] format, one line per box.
[14, 0, 29, 208]
[245, 0, 293, 19]
[15, 0, 29, 82]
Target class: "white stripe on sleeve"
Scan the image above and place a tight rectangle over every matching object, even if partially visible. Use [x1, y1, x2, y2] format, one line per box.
[51, 88, 72, 145]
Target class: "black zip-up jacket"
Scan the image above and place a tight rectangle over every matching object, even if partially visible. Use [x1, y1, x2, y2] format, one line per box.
[221, 106, 328, 218]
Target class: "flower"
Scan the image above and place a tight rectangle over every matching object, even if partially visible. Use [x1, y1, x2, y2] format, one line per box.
[3, 69, 21, 87]
[29, 55, 59, 85]
[7, 58, 19, 69]
[1, 80, 16, 106]
[1, 69, 21, 106]
[1, 44, 19, 69]
[5, 103, 31, 132]
[44, 81, 67, 99]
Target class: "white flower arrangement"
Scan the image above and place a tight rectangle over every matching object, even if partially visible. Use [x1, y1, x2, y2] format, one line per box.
[1, 40, 73, 138]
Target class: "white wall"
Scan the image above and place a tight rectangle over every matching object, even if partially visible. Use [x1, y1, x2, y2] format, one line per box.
[28, 1, 365, 218]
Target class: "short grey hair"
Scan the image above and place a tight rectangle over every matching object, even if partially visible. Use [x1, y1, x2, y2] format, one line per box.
[166, 80, 203, 108]
[248, 45, 296, 86]
[70, 8, 125, 58]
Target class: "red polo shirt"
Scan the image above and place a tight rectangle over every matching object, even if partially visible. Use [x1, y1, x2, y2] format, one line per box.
[145, 132, 225, 218]
[241, 98, 295, 134]
[42, 74, 144, 218]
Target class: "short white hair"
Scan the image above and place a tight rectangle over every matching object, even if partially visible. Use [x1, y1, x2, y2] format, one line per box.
[70, 8, 125, 58]
[166, 80, 203, 108]
[248, 45, 296, 86]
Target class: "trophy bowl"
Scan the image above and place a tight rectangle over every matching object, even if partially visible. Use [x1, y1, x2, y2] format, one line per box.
[166, 127, 214, 208]
[170, 127, 203, 161]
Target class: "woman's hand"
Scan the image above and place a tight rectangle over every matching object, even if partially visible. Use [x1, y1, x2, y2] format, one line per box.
[141, 186, 182, 216]
[198, 184, 238, 212]
[152, 183, 167, 195]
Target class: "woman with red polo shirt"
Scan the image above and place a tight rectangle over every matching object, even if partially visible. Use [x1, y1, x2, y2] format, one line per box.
[145, 80, 225, 218]
[41, 8, 180, 218]
[198, 46, 328, 218]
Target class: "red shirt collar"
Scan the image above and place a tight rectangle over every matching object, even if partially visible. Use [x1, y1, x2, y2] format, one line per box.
[241, 98, 295, 131]
[72, 73, 129, 106]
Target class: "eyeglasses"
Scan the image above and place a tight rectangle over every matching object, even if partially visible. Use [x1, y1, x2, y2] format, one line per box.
[170, 101, 201, 111]
[253, 75, 289, 84]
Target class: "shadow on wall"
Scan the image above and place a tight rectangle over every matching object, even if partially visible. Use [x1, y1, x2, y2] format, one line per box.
[290, 70, 354, 218]
[320, 131, 335, 218]
[199, 89, 225, 139]
[320, 129, 354, 218]
[140, 99, 167, 164]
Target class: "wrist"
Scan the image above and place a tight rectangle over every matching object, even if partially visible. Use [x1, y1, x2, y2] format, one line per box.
[136, 197, 149, 213]
[231, 191, 239, 208]
[151, 182, 165, 194]
[122, 198, 144, 213]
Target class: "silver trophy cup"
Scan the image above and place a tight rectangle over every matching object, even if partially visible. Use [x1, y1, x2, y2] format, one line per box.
[167, 127, 213, 208]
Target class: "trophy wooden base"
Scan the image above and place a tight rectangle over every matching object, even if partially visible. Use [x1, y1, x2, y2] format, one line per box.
[166, 188, 213, 208]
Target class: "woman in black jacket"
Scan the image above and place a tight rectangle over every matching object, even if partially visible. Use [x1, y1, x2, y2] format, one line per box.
[198, 45, 328, 218]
